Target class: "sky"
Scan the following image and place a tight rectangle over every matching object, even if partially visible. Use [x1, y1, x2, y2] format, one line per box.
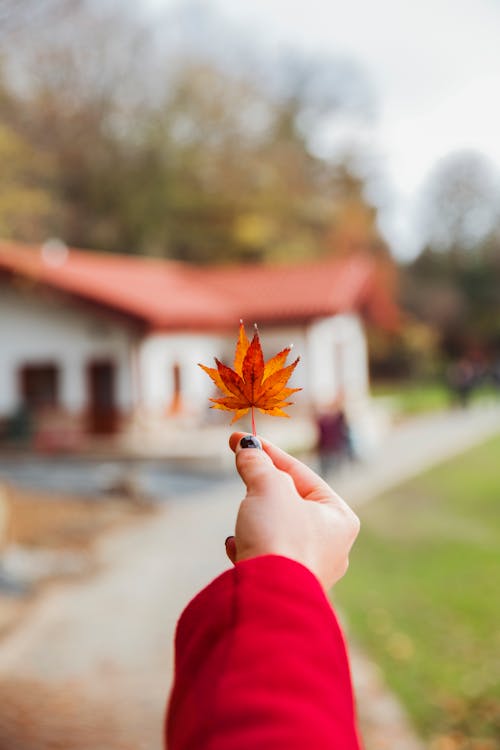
[147, 0, 500, 260]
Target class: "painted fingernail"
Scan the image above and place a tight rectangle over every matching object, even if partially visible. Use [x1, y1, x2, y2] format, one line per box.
[239, 436, 263, 450]
[225, 536, 234, 545]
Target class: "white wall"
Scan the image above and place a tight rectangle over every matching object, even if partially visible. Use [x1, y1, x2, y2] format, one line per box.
[140, 315, 368, 420]
[139, 326, 310, 415]
[139, 332, 227, 411]
[0, 285, 136, 416]
[138, 319, 368, 418]
[306, 314, 369, 407]
[244, 318, 368, 408]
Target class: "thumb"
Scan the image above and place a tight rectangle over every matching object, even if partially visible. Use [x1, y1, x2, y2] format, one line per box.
[234, 435, 276, 495]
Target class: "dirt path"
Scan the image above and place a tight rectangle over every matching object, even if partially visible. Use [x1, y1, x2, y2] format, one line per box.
[0, 403, 498, 750]
[0, 484, 233, 750]
[333, 402, 500, 505]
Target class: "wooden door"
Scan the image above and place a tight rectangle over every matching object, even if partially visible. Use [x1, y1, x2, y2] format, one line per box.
[87, 361, 118, 434]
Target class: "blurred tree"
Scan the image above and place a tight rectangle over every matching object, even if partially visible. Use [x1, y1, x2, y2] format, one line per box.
[323, 165, 385, 258]
[0, 0, 72, 34]
[418, 150, 500, 258]
[405, 151, 500, 358]
[0, 74, 57, 239]
[0, 0, 385, 264]
[152, 55, 385, 263]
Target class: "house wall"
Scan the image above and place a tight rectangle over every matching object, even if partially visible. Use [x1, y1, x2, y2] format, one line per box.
[0, 285, 136, 417]
[138, 315, 369, 418]
[0, 277, 370, 433]
[139, 332, 227, 413]
[306, 314, 369, 407]
[0, 276, 374, 454]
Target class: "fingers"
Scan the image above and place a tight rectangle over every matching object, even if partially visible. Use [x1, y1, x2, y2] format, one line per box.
[230, 431, 335, 502]
[229, 432, 253, 452]
[233, 435, 277, 495]
[262, 439, 335, 501]
[225, 535, 237, 565]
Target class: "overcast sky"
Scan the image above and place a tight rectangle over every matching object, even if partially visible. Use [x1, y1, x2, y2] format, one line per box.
[148, 0, 500, 260]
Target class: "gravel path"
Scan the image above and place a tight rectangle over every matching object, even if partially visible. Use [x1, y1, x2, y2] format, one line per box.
[0, 402, 498, 750]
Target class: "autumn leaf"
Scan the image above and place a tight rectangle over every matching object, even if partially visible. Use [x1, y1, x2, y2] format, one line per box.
[198, 321, 301, 433]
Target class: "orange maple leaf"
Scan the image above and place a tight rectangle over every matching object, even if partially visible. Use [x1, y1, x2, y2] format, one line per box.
[198, 321, 301, 431]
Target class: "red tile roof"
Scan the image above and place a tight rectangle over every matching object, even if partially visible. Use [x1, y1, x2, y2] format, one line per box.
[0, 240, 399, 331]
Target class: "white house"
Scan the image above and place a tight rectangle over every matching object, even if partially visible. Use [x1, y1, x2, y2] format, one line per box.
[0, 240, 398, 453]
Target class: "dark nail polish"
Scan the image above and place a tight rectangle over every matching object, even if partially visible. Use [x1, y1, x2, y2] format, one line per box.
[225, 536, 234, 545]
[239, 436, 262, 450]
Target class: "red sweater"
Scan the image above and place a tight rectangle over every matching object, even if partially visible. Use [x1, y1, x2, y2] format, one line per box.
[166, 555, 362, 750]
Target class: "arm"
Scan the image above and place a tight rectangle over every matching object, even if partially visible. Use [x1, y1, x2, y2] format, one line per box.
[166, 433, 362, 750]
[167, 555, 361, 750]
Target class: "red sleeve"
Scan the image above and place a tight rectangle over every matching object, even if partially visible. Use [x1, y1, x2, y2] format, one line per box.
[166, 555, 362, 750]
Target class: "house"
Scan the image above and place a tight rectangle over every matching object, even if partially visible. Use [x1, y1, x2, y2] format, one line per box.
[0, 239, 398, 453]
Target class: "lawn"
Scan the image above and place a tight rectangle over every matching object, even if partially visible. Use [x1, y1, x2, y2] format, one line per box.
[372, 379, 499, 417]
[333, 435, 500, 748]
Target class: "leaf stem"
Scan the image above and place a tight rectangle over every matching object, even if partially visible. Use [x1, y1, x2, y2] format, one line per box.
[251, 406, 256, 436]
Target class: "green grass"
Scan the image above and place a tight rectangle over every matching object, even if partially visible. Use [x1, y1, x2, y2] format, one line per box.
[372, 380, 499, 416]
[333, 435, 500, 745]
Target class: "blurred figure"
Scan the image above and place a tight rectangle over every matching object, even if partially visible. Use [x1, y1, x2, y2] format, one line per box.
[446, 357, 477, 408]
[315, 397, 353, 477]
[491, 355, 500, 391]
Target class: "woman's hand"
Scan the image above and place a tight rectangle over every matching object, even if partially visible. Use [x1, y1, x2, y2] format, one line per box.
[225, 433, 360, 591]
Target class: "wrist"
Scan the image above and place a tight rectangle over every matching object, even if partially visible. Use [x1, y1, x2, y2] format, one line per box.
[236, 548, 323, 588]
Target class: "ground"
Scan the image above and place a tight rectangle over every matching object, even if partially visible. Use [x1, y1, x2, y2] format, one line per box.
[4, 485, 146, 550]
[0, 484, 149, 639]
[335, 435, 500, 749]
[0, 402, 498, 750]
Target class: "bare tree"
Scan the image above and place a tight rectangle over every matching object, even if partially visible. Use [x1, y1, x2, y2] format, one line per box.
[418, 150, 500, 255]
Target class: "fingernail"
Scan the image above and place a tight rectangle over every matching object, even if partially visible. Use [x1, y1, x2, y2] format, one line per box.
[239, 435, 262, 450]
[225, 535, 234, 545]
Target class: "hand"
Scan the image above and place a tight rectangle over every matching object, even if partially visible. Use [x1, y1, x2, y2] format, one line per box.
[225, 433, 360, 590]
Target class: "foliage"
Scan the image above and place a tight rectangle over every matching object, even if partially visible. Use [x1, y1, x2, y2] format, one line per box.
[0, 0, 383, 265]
[418, 151, 500, 254]
[334, 436, 500, 745]
[404, 244, 500, 357]
[368, 322, 442, 380]
[404, 150, 500, 358]
[0, 118, 57, 240]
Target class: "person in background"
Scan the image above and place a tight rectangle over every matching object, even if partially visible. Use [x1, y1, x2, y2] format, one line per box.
[447, 356, 477, 407]
[316, 396, 353, 477]
[166, 432, 362, 750]
[492, 356, 500, 391]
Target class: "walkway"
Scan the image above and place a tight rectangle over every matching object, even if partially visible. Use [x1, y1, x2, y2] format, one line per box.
[334, 401, 500, 505]
[0, 403, 498, 750]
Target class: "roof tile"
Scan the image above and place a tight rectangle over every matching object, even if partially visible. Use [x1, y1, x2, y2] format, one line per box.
[0, 241, 399, 331]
